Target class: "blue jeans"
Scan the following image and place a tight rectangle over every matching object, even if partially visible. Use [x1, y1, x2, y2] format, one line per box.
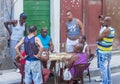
[97, 51, 112, 84]
[10, 40, 24, 68]
[10, 40, 24, 61]
[96, 49, 100, 68]
[25, 60, 43, 84]
[10, 40, 18, 62]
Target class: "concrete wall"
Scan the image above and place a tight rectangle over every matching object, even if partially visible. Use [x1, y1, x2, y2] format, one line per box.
[14, 0, 23, 19]
[50, 0, 60, 52]
[0, 0, 14, 70]
[106, 0, 120, 50]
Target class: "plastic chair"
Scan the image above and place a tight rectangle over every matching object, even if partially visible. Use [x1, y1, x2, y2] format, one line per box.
[88, 53, 94, 62]
[17, 63, 25, 84]
[86, 53, 94, 82]
[70, 63, 90, 84]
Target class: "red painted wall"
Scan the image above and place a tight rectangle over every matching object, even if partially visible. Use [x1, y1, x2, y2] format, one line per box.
[60, 0, 105, 52]
[106, 0, 120, 50]
[60, 0, 83, 43]
[85, 0, 103, 52]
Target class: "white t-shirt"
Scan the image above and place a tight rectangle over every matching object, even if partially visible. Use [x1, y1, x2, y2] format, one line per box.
[83, 42, 88, 53]
[99, 26, 107, 34]
[11, 20, 25, 41]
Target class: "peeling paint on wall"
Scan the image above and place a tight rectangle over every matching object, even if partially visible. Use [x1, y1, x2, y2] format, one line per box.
[0, 0, 14, 69]
[106, 0, 120, 49]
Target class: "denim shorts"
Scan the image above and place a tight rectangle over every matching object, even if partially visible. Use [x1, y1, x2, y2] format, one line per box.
[66, 38, 79, 52]
[25, 60, 43, 84]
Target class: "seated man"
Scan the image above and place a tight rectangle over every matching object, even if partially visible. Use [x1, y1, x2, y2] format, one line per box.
[62, 43, 88, 83]
[79, 36, 94, 80]
[38, 28, 55, 77]
[14, 48, 26, 84]
[79, 36, 91, 60]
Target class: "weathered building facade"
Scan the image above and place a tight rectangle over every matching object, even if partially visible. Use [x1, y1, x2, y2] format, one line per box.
[0, 0, 120, 69]
[0, 0, 61, 69]
[0, 0, 14, 69]
[60, 0, 106, 52]
[106, 0, 120, 50]
[60, 0, 120, 52]
[0, 0, 5, 68]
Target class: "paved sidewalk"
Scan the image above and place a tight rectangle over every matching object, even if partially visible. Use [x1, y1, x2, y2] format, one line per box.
[0, 52, 120, 84]
[89, 52, 120, 77]
[90, 50, 120, 70]
[0, 69, 21, 84]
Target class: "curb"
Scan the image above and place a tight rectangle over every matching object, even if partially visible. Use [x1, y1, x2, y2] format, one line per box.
[88, 50, 120, 77]
[89, 65, 120, 77]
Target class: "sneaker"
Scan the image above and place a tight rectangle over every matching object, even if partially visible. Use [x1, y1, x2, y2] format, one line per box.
[16, 68, 20, 73]
[95, 78, 102, 82]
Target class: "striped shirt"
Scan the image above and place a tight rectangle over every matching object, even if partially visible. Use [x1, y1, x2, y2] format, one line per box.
[97, 27, 115, 53]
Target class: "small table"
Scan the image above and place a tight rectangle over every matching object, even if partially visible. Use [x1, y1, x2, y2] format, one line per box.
[49, 52, 72, 61]
[49, 52, 73, 84]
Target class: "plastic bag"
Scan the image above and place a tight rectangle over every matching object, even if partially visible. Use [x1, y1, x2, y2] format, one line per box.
[63, 68, 72, 80]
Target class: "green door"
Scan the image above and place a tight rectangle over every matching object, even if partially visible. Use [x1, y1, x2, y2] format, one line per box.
[24, 0, 50, 34]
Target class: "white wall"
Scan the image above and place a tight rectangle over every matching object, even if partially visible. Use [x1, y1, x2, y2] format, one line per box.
[14, 0, 23, 19]
[50, 0, 60, 52]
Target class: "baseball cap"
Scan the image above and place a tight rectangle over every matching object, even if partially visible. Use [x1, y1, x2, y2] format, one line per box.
[20, 13, 27, 19]
[104, 16, 111, 21]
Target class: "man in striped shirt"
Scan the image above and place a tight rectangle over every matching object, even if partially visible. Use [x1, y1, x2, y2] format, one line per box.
[96, 16, 115, 84]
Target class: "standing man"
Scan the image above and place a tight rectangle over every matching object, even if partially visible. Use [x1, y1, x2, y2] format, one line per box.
[15, 26, 45, 84]
[38, 28, 55, 77]
[4, 13, 27, 70]
[98, 15, 106, 34]
[96, 16, 115, 84]
[66, 10, 84, 52]
[38, 28, 54, 53]
[95, 15, 105, 82]
[97, 15, 105, 68]
[79, 36, 90, 59]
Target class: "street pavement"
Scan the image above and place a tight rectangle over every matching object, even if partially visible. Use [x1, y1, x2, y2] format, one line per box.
[85, 72, 120, 84]
[0, 69, 21, 84]
[0, 70, 120, 84]
[0, 53, 120, 84]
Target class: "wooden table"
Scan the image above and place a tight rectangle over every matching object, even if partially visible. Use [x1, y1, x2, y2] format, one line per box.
[49, 52, 73, 84]
[49, 52, 72, 61]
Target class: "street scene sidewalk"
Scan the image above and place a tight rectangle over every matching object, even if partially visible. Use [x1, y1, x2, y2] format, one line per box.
[89, 51, 120, 77]
[0, 51, 120, 84]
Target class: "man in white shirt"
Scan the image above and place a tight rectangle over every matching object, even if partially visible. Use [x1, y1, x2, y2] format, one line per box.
[95, 15, 105, 82]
